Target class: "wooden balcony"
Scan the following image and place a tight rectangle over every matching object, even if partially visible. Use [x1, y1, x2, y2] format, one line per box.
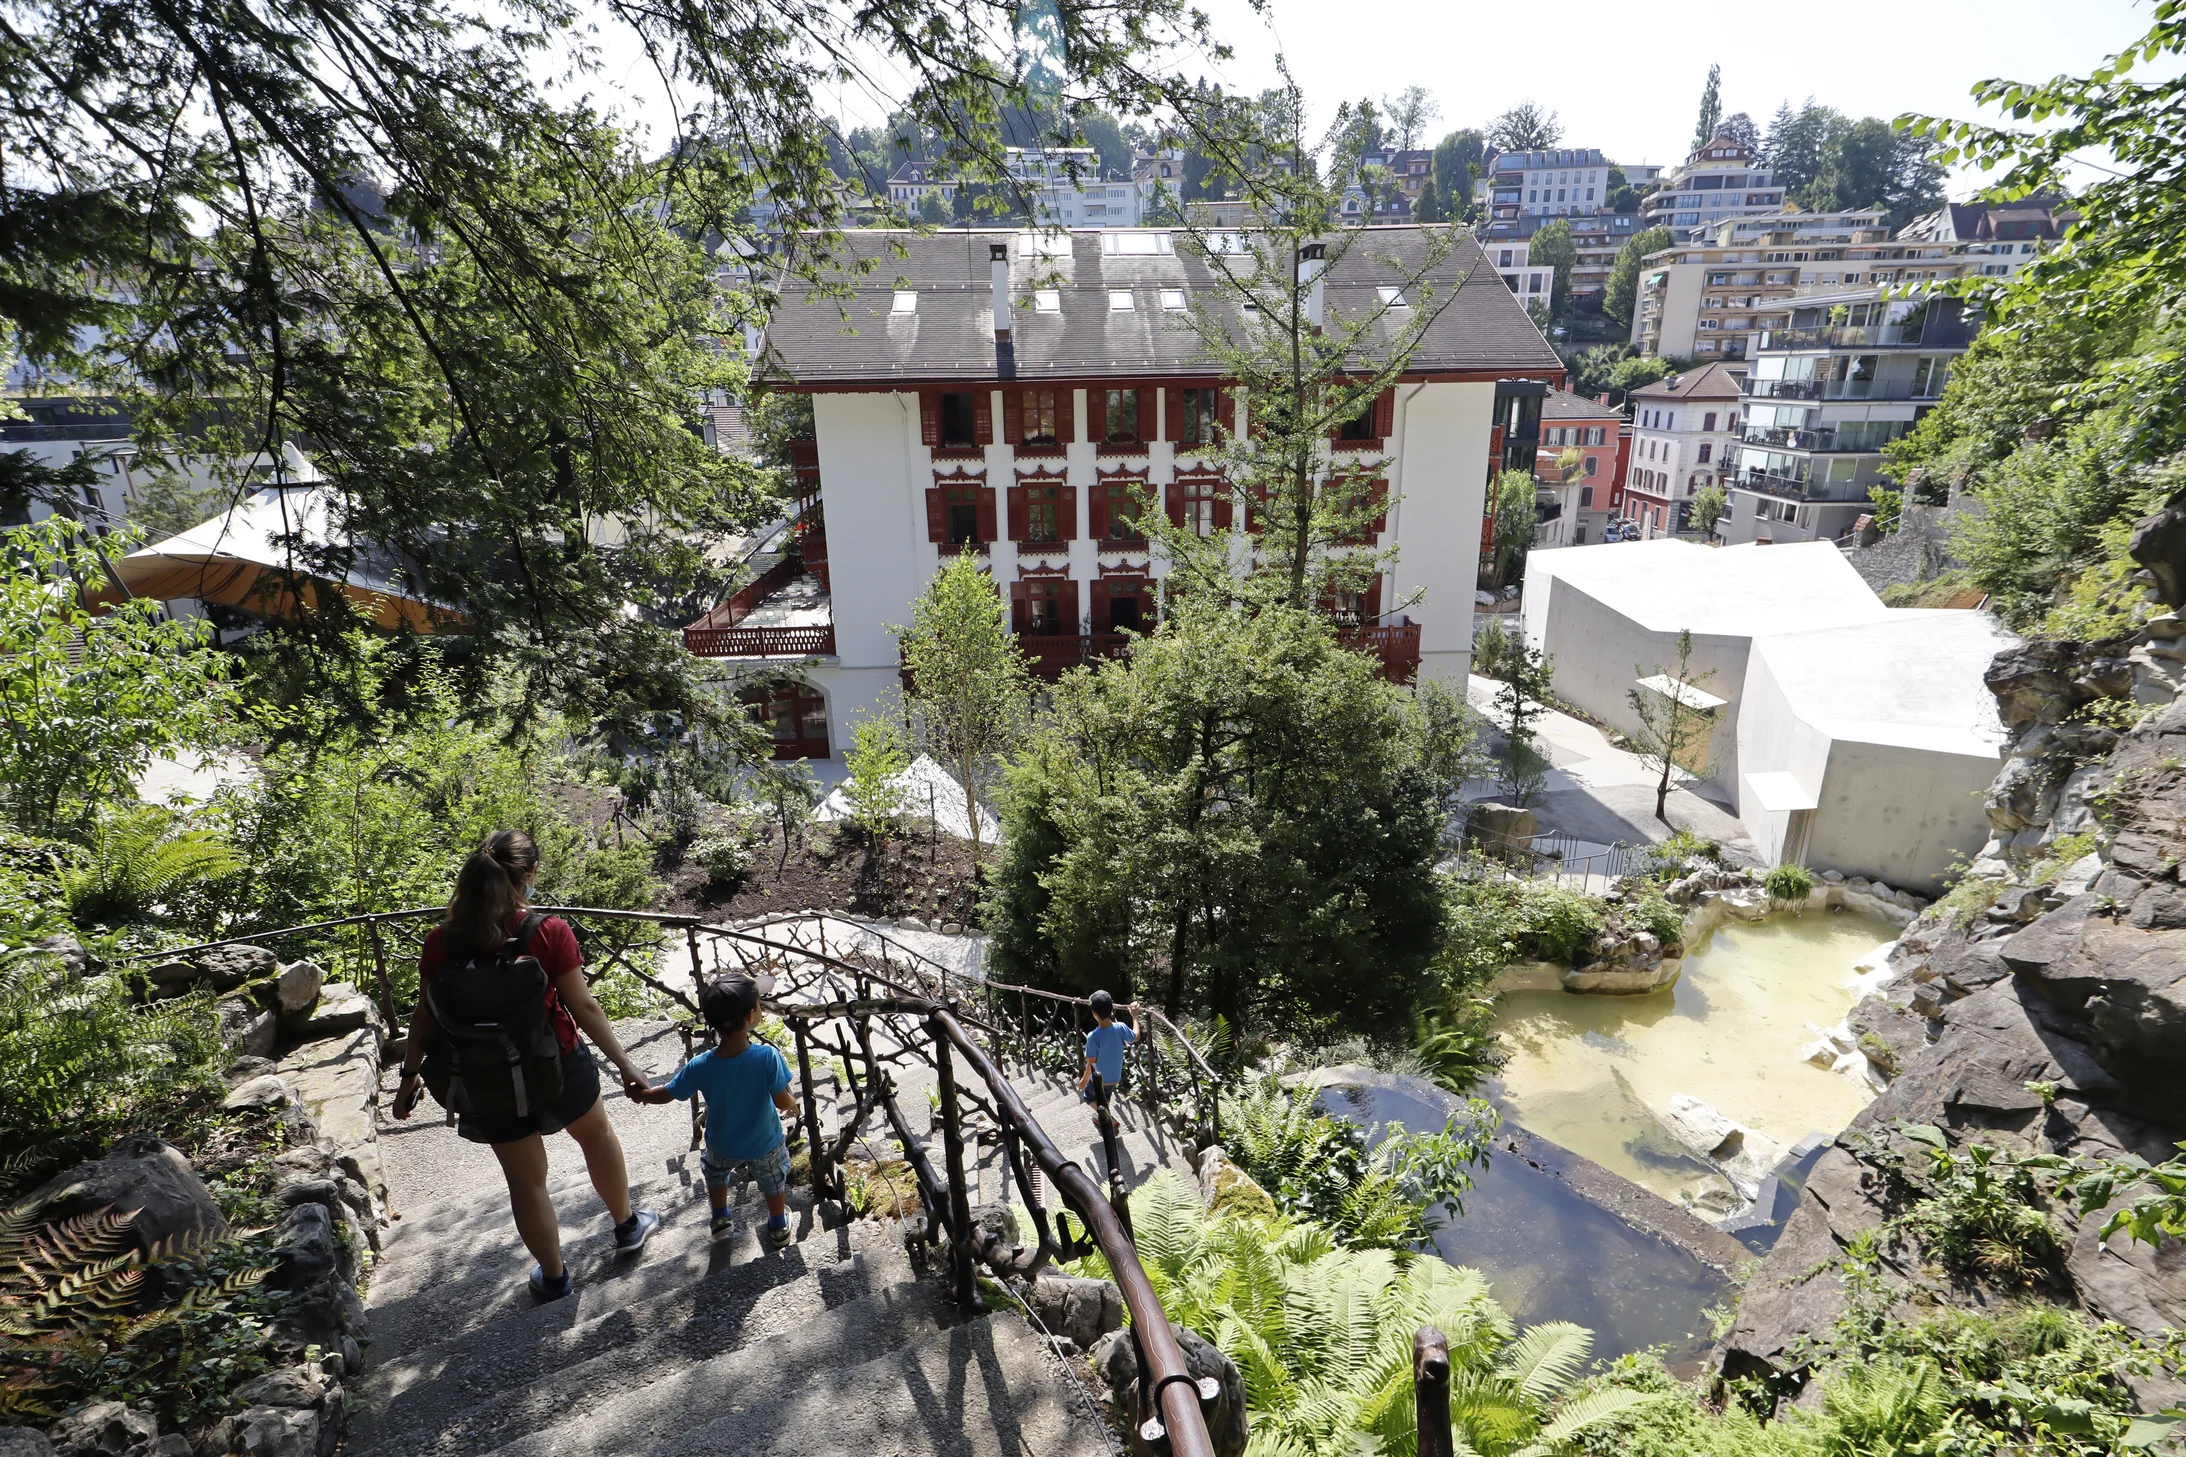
[685, 622, 836, 658]
[682, 560, 835, 659]
[1017, 632, 1132, 680]
[1338, 618, 1422, 685]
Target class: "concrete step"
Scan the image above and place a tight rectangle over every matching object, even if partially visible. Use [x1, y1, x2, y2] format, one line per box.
[353, 1217, 934, 1456]
[475, 1302, 1108, 1457]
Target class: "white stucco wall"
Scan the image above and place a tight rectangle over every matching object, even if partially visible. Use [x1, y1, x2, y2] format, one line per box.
[814, 391, 925, 672]
[1389, 381, 1496, 682]
[1802, 737, 2000, 893]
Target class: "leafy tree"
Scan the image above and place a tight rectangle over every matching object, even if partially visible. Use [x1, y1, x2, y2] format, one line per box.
[1432, 129, 1486, 221]
[1609, 352, 1681, 402]
[1691, 64, 1724, 150]
[1691, 484, 1729, 539]
[1762, 99, 1848, 195]
[842, 714, 912, 838]
[895, 555, 1032, 864]
[1531, 219, 1577, 316]
[0, 520, 229, 836]
[1414, 176, 1444, 224]
[1604, 226, 1672, 328]
[1718, 111, 1759, 151]
[1604, 164, 1643, 213]
[918, 189, 950, 223]
[1493, 640, 1556, 808]
[1490, 468, 1538, 588]
[1382, 86, 1441, 151]
[1488, 101, 1562, 152]
[986, 597, 1450, 1040]
[1627, 629, 1719, 824]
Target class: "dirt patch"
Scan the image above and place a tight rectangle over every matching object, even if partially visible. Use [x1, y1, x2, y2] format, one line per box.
[656, 821, 985, 926]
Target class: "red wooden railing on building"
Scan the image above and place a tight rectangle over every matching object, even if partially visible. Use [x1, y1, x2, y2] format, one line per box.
[1339, 618, 1422, 685]
[1017, 632, 1131, 679]
[685, 623, 837, 659]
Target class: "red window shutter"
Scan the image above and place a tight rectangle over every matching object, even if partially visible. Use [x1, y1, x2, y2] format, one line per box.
[976, 486, 997, 544]
[920, 392, 940, 447]
[1060, 485, 1079, 540]
[1002, 390, 1023, 444]
[1060, 578, 1081, 632]
[1373, 388, 1395, 439]
[1087, 482, 1109, 540]
[1165, 387, 1182, 443]
[1213, 487, 1234, 532]
[925, 486, 945, 542]
[1009, 580, 1029, 634]
[1137, 388, 1156, 444]
[1165, 482, 1185, 528]
[1217, 387, 1234, 437]
[1007, 483, 1027, 542]
[1245, 484, 1264, 535]
[1369, 477, 1388, 535]
[1091, 577, 1111, 627]
[1059, 388, 1077, 445]
[1366, 576, 1384, 621]
[975, 390, 993, 444]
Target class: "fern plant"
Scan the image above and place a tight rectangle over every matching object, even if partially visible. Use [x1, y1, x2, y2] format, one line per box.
[1073, 1172, 1664, 1457]
[0, 1199, 274, 1422]
[60, 804, 240, 928]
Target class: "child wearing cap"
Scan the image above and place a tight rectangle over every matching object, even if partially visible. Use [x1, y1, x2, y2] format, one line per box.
[631, 974, 798, 1246]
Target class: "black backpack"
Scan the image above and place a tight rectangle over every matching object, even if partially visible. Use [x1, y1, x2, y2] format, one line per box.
[421, 912, 566, 1121]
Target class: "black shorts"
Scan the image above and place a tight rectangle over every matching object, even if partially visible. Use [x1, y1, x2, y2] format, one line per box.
[456, 1047, 601, 1146]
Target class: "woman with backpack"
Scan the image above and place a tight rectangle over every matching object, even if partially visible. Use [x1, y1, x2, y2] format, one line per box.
[392, 829, 662, 1301]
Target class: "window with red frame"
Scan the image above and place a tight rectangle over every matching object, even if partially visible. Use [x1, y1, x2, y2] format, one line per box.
[740, 682, 829, 760]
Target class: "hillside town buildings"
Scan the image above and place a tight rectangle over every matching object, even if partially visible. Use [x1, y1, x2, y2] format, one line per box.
[1898, 195, 2070, 279]
[1531, 389, 1626, 547]
[1619, 363, 1744, 536]
[1639, 130, 1784, 240]
[1480, 148, 1612, 222]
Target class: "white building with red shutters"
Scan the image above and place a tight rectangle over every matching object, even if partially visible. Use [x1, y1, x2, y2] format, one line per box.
[688, 226, 1564, 763]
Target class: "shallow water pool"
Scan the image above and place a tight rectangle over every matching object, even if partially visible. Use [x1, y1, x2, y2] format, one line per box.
[1488, 909, 1896, 1206]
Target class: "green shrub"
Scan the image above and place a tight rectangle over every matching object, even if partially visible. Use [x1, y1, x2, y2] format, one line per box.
[1628, 886, 1685, 947]
[687, 833, 753, 886]
[1435, 866, 1522, 987]
[1764, 864, 1815, 902]
[1634, 829, 1722, 878]
[1514, 881, 1604, 966]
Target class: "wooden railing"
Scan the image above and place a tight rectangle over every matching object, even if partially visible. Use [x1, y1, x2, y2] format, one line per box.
[684, 622, 836, 658]
[1338, 617, 1422, 684]
[125, 908, 1225, 1457]
[1016, 631, 1131, 680]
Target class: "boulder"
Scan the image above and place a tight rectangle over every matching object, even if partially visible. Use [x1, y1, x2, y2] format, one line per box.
[283, 982, 382, 1048]
[1026, 1271, 1124, 1350]
[1845, 997, 1930, 1080]
[276, 1029, 385, 1212]
[216, 998, 278, 1060]
[1195, 1147, 1278, 1221]
[0, 1431, 52, 1457]
[1092, 1325, 1247, 1457]
[196, 943, 278, 994]
[223, 1075, 300, 1114]
[269, 1202, 367, 1354]
[46, 1403, 159, 1457]
[26, 1135, 226, 1257]
[212, 1407, 324, 1457]
[1465, 802, 1537, 858]
[2129, 487, 2186, 607]
[230, 1365, 334, 1411]
[272, 961, 324, 1017]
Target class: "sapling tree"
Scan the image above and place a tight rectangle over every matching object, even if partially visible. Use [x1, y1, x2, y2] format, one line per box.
[1692, 484, 1730, 540]
[750, 759, 821, 875]
[1627, 629, 1721, 823]
[894, 555, 1032, 864]
[1493, 641, 1556, 807]
[842, 713, 912, 839]
[1490, 468, 1540, 589]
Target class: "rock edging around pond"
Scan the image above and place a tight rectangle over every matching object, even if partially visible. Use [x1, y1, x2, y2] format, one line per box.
[1494, 871, 1922, 997]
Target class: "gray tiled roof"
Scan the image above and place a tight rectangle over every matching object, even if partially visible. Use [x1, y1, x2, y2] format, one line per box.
[1539, 387, 1620, 420]
[761, 226, 1562, 386]
[1628, 360, 1745, 401]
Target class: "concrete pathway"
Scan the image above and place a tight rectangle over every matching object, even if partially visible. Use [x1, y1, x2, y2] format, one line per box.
[1465, 675, 1763, 867]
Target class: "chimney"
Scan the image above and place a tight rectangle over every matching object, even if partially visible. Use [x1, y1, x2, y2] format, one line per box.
[990, 243, 1011, 344]
[1298, 241, 1327, 330]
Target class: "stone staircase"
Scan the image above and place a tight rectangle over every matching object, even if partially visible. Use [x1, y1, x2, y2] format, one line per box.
[350, 1017, 1188, 1457]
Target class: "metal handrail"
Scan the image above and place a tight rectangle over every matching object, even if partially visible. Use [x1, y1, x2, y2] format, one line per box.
[131, 904, 1225, 1456]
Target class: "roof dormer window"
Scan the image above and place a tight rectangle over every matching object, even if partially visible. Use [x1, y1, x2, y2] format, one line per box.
[1378, 287, 1406, 306]
[891, 291, 917, 314]
[1108, 290, 1134, 311]
[1034, 289, 1061, 313]
[1160, 289, 1187, 310]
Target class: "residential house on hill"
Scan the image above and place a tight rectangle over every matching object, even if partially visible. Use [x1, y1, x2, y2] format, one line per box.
[701, 226, 1564, 762]
[1532, 389, 1623, 548]
[1898, 195, 2071, 280]
[1621, 362, 1745, 537]
[1639, 131, 1784, 241]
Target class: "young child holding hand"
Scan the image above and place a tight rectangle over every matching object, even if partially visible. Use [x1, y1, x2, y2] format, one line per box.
[631, 974, 798, 1247]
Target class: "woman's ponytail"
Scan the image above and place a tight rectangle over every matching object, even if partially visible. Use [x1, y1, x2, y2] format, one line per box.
[443, 829, 541, 949]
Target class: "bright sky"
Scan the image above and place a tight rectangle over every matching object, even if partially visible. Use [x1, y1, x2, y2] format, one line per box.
[577, 0, 2171, 198]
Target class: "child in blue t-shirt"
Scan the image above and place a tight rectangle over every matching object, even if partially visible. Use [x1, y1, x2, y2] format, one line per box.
[1078, 990, 1138, 1108]
[633, 974, 797, 1247]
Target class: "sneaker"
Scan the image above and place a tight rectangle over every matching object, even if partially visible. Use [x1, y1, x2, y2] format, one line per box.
[528, 1264, 573, 1302]
[613, 1209, 662, 1256]
[709, 1211, 734, 1241]
[764, 1218, 792, 1250]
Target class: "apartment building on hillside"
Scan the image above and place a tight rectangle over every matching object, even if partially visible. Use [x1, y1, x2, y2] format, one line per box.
[1629, 207, 1971, 361]
[1532, 389, 1624, 547]
[1639, 132, 1784, 241]
[1341, 149, 1434, 223]
[1479, 148, 1611, 223]
[1477, 239, 1551, 316]
[885, 165, 958, 210]
[1005, 147, 1143, 227]
[691, 226, 1565, 762]
[1898, 196, 2071, 280]
[1619, 362, 1744, 537]
[1478, 211, 1646, 304]
[1723, 290, 1972, 546]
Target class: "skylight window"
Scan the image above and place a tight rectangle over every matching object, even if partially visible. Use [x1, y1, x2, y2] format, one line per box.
[1109, 290, 1134, 311]
[1026, 231, 1072, 256]
[1378, 286, 1407, 306]
[1034, 289, 1061, 313]
[1102, 231, 1175, 256]
[1160, 289, 1187, 311]
[891, 291, 917, 314]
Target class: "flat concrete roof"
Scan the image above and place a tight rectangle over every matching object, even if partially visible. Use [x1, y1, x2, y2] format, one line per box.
[1526, 539, 1892, 639]
[1750, 610, 2018, 757]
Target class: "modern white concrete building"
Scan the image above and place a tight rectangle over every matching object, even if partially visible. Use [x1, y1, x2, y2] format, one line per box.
[1521, 538, 1893, 799]
[702, 225, 1565, 763]
[1738, 611, 2017, 892]
[1522, 538, 2016, 887]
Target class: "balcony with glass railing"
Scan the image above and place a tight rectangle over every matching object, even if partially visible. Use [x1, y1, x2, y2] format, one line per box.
[1739, 420, 1911, 453]
[1733, 469, 1876, 504]
[1758, 323, 1927, 349]
[1743, 377, 1937, 403]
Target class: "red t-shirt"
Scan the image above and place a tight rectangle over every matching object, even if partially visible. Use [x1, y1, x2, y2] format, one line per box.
[419, 916, 582, 1054]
